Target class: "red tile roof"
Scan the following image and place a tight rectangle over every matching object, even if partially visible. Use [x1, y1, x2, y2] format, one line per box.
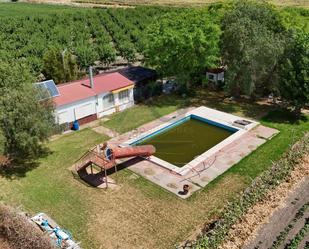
[207, 68, 225, 74]
[54, 72, 134, 107]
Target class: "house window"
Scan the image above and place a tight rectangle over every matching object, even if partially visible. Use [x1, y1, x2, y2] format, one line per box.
[103, 94, 114, 110]
[118, 89, 129, 104]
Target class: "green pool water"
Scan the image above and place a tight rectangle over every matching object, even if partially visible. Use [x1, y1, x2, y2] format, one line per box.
[138, 118, 235, 167]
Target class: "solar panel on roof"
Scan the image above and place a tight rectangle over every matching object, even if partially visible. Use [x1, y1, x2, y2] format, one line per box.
[44, 80, 59, 97]
[35, 80, 59, 100]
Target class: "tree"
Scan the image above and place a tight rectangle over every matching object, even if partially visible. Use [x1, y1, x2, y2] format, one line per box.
[96, 42, 116, 65]
[119, 41, 136, 63]
[0, 61, 55, 160]
[221, 0, 286, 97]
[278, 31, 309, 114]
[43, 47, 79, 84]
[74, 43, 98, 69]
[144, 9, 221, 86]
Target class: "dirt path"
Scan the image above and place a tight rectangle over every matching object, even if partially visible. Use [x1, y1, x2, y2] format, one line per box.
[21, 0, 134, 8]
[219, 155, 309, 249]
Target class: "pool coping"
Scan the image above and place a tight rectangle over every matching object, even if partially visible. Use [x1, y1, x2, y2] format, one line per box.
[120, 106, 259, 175]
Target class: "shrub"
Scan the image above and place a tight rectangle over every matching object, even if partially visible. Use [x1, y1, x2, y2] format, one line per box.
[0, 203, 55, 249]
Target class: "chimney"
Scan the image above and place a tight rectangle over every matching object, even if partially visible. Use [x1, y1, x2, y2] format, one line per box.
[89, 66, 94, 89]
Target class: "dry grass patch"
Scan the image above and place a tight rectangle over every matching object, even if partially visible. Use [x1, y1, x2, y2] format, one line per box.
[86, 174, 246, 249]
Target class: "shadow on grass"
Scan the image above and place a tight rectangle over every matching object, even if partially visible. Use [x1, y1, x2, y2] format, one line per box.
[261, 109, 308, 124]
[71, 157, 144, 188]
[142, 89, 277, 121]
[190, 90, 275, 120]
[0, 148, 51, 179]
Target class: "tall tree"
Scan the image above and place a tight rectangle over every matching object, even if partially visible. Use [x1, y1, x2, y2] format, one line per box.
[221, 0, 286, 97]
[144, 9, 221, 86]
[74, 43, 98, 69]
[278, 31, 309, 114]
[43, 47, 79, 84]
[0, 61, 55, 160]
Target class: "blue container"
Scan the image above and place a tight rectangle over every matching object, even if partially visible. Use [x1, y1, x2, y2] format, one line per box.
[72, 120, 80, 130]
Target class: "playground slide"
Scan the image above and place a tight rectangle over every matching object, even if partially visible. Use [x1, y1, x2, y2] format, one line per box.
[111, 145, 156, 159]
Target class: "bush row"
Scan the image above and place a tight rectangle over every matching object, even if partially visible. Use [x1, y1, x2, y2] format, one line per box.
[271, 202, 309, 249]
[285, 217, 309, 249]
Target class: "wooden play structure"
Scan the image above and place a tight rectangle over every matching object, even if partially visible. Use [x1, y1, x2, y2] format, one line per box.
[73, 143, 155, 188]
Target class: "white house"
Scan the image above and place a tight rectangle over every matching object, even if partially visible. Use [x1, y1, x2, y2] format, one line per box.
[39, 72, 135, 127]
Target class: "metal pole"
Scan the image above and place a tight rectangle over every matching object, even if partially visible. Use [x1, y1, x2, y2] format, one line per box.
[61, 49, 67, 72]
[104, 167, 108, 188]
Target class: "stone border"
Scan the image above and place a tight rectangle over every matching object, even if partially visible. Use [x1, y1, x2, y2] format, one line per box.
[120, 106, 259, 175]
[108, 107, 279, 199]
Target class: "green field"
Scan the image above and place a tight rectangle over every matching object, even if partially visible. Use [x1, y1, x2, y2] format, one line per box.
[0, 2, 308, 79]
[1, 91, 308, 249]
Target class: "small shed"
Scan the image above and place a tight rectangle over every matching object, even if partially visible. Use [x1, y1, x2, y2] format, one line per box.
[206, 68, 225, 87]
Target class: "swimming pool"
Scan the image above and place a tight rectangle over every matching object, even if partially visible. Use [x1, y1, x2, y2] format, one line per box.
[135, 115, 236, 167]
[122, 106, 258, 175]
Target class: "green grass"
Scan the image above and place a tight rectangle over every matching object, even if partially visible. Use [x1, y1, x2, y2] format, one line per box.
[0, 92, 308, 249]
[103, 95, 186, 133]
[0, 129, 106, 248]
[227, 110, 308, 180]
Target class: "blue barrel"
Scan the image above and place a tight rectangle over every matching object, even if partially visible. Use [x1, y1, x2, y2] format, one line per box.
[72, 120, 80, 130]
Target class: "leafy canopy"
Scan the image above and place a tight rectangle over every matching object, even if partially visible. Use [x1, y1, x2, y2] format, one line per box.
[278, 30, 309, 113]
[43, 47, 79, 84]
[144, 9, 221, 84]
[222, 0, 286, 97]
[0, 61, 55, 159]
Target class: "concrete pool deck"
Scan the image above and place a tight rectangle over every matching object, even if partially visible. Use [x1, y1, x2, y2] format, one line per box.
[109, 107, 279, 199]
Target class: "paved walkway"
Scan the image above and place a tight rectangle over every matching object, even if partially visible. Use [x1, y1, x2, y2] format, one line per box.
[92, 125, 119, 138]
[50, 119, 119, 142]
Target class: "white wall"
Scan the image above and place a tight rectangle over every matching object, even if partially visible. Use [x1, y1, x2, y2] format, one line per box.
[56, 96, 96, 124]
[55, 88, 135, 124]
[206, 72, 224, 83]
[217, 72, 224, 81]
[97, 88, 134, 118]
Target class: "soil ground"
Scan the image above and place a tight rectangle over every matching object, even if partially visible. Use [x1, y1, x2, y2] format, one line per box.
[21, 0, 309, 8]
[244, 178, 309, 249]
[219, 155, 309, 249]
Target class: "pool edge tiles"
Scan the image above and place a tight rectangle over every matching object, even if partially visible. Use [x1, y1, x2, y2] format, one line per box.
[121, 106, 259, 176]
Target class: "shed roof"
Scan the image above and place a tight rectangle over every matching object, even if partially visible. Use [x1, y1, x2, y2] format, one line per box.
[207, 68, 225, 74]
[118, 66, 156, 83]
[53, 72, 134, 107]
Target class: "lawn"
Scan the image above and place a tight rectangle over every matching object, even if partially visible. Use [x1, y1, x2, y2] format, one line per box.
[0, 91, 308, 249]
[102, 94, 187, 134]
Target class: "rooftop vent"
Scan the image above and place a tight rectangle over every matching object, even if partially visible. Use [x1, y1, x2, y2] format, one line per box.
[89, 66, 94, 89]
